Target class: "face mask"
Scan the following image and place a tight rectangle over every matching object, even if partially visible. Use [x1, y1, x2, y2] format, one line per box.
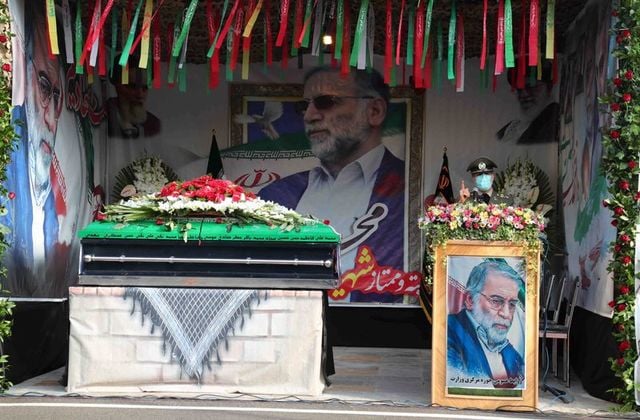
[475, 174, 493, 192]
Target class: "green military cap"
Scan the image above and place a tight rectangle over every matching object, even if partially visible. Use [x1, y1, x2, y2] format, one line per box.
[467, 157, 497, 175]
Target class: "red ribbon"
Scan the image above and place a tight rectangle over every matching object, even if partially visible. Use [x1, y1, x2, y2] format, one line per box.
[293, 0, 304, 49]
[98, 17, 107, 76]
[230, 8, 243, 70]
[395, 0, 405, 66]
[494, 0, 505, 75]
[455, 12, 464, 91]
[529, 0, 539, 66]
[214, 0, 241, 52]
[384, 0, 393, 83]
[79, 0, 108, 67]
[130, 0, 169, 56]
[206, 0, 220, 89]
[340, 0, 350, 77]
[413, 1, 424, 88]
[265, 0, 273, 65]
[480, 0, 487, 70]
[153, 16, 161, 88]
[517, 0, 527, 89]
[275, 0, 291, 47]
[423, 39, 432, 89]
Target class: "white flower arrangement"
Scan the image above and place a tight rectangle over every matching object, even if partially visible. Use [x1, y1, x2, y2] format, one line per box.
[498, 158, 553, 217]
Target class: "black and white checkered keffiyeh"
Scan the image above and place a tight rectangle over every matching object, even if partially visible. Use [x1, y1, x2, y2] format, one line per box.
[125, 288, 261, 382]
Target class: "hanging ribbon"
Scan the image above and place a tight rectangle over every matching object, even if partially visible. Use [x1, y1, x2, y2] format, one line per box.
[546, 0, 555, 59]
[119, 0, 145, 67]
[225, 29, 234, 81]
[529, 0, 539, 66]
[178, 15, 189, 92]
[384, 0, 393, 83]
[209, 0, 230, 57]
[121, 7, 130, 84]
[46, 0, 60, 54]
[80, 0, 117, 66]
[89, 1, 101, 68]
[80, 0, 100, 66]
[139, 0, 154, 68]
[172, 0, 198, 59]
[167, 16, 181, 85]
[455, 11, 464, 92]
[366, 3, 374, 69]
[74, 1, 83, 74]
[406, 8, 414, 66]
[447, 0, 456, 80]
[276, 0, 291, 47]
[413, 1, 424, 87]
[349, 0, 369, 68]
[61, 0, 74, 63]
[208, 0, 241, 58]
[423, 38, 432, 89]
[504, 0, 514, 68]
[291, 0, 304, 54]
[265, 0, 274, 65]
[480, 0, 487, 70]
[311, 0, 324, 56]
[109, 6, 118, 77]
[152, 14, 161, 88]
[146, 53, 152, 87]
[421, 0, 434, 69]
[494, 0, 504, 75]
[517, 1, 526, 89]
[340, 0, 350, 76]
[242, 1, 255, 79]
[299, 0, 316, 48]
[395, 0, 405, 65]
[231, 8, 243, 71]
[243, 0, 263, 38]
[334, 0, 344, 59]
[98, 10, 107, 76]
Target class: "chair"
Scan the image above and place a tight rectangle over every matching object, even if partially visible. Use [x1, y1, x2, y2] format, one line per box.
[539, 275, 581, 387]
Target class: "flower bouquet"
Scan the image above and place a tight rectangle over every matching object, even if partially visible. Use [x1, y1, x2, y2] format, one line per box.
[419, 201, 546, 284]
[101, 175, 318, 239]
[112, 156, 178, 201]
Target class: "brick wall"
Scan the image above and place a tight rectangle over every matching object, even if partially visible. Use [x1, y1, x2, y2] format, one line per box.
[67, 287, 325, 396]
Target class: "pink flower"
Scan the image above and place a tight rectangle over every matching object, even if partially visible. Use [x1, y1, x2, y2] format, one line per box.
[621, 255, 632, 265]
[8, 191, 15, 200]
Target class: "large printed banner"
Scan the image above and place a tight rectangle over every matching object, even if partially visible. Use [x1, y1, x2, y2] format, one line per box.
[559, 0, 615, 317]
[1, 1, 102, 297]
[221, 84, 422, 305]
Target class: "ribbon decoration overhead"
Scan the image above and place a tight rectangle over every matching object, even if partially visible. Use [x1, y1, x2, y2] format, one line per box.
[139, 0, 154, 68]
[119, 0, 145, 67]
[46, 0, 60, 55]
[529, 0, 539, 66]
[504, 0, 514, 68]
[447, 0, 456, 80]
[494, 0, 505, 75]
[480, 0, 487, 70]
[546, 0, 555, 59]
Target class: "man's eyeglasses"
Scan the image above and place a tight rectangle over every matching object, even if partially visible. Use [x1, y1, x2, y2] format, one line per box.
[479, 292, 520, 312]
[36, 71, 63, 117]
[295, 95, 374, 113]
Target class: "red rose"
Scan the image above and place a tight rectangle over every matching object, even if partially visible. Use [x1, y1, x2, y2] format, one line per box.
[602, 200, 609, 208]
[615, 244, 622, 253]
[618, 303, 627, 312]
[623, 93, 632, 103]
[614, 207, 624, 216]
[617, 35, 624, 44]
[0, 34, 7, 43]
[612, 219, 618, 227]
[620, 234, 631, 243]
[7, 191, 15, 200]
[323, 219, 331, 225]
[622, 29, 631, 38]
[608, 300, 616, 308]
[621, 255, 633, 265]
[95, 212, 106, 221]
[610, 130, 620, 139]
[629, 161, 637, 169]
[619, 340, 631, 352]
[613, 78, 623, 87]
[635, 192, 640, 201]
[611, 103, 621, 112]
[617, 358, 626, 366]
[1, 63, 10, 72]
[625, 70, 634, 80]
[620, 285, 630, 294]
[619, 180, 630, 191]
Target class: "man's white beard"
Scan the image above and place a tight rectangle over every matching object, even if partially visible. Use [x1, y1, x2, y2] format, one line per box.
[25, 97, 53, 208]
[471, 303, 510, 347]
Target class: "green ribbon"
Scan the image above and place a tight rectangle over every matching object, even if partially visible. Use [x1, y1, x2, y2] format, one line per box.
[447, 0, 456, 80]
[406, 9, 414, 66]
[109, 6, 118, 77]
[505, 0, 514, 68]
[168, 15, 182, 84]
[334, 0, 344, 60]
[349, 0, 369, 67]
[225, 32, 234, 81]
[119, 0, 144, 67]
[147, 52, 152, 87]
[207, 0, 230, 58]
[172, 0, 198, 58]
[178, 66, 187, 92]
[421, 0, 434, 68]
[390, 59, 397, 87]
[75, 0, 83, 74]
[301, 0, 313, 48]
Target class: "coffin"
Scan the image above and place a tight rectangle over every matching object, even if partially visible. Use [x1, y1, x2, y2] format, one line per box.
[78, 219, 341, 289]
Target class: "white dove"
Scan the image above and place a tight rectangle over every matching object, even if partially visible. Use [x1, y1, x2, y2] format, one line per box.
[234, 101, 284, 140]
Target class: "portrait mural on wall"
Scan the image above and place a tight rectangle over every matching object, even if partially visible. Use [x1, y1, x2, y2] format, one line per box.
[222, 69, 423, 306]
[1, 1, 104, 297]
[559, 0, 616, 317]
[446, 257, 527, 393]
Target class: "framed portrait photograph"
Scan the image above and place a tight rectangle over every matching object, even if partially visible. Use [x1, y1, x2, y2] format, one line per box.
[431, 240, 540, 410]
[224, 83, 424, 306]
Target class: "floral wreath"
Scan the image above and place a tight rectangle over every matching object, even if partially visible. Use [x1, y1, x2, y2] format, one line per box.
[111, 156, 178, 202]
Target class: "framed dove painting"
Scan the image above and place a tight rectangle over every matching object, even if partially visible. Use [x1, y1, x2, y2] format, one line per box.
[225, 83, 425, 307]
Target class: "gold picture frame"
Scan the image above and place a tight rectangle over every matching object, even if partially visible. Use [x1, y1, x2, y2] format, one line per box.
[227, 83, 425, 278]
[431, 240, 540, 411]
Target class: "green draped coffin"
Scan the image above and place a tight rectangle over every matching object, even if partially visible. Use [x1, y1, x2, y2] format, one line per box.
[78, 219, 341, 289]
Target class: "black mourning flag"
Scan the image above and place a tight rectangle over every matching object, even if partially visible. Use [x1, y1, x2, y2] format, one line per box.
[433, 149, 455, 204]
[206, 130, 224, 179]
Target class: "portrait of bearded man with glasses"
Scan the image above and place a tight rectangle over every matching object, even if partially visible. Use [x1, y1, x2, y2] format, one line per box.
[2, 2, 91, 297]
